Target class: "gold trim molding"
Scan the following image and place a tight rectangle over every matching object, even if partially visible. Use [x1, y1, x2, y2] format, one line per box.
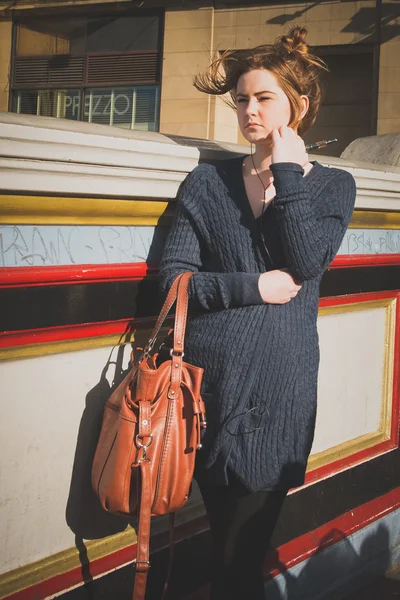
[308, 297, 396, 471]
[0, 527, 137, 600]
[0, 197, 399, 230]
[0, 195, 171, 226]
[0, 333, 135, 362]
[350, 210, 400, 229]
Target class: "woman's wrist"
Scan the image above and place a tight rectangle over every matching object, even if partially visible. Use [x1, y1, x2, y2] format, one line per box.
[270, 163, 305, 198]
[270, 162, 304, 173]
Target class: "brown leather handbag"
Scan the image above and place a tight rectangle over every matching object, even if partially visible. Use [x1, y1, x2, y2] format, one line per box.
[92, 272, 206, 600]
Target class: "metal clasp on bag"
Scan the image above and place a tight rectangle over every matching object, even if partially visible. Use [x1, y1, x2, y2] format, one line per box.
[139, 337, 156, 363]
[136, 433, 153, 462]
[170, 348, 184, 358]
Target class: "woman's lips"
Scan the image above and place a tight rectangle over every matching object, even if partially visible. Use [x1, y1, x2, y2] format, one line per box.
[246, 123, 262, 128]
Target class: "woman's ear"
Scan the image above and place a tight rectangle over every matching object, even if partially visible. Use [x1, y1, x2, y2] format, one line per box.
[300, 95, 309, 120]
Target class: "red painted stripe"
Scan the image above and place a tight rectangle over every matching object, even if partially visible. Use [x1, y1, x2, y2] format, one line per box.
[0, 319, 155, 349]
[265, 486, 400, 578]
[0, 545, 140, 600]
[0, 263, 156, 289]
[304, 438, 397, 486]
[0, 254, 399, 289]
[0, 291, 398, 351]
[4, 487, 400, 600]
[330, 254, 400, 268]
[319, 290, 399, 308]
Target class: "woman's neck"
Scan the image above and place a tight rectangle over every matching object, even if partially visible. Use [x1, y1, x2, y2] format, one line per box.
[246, 142, 273, 174]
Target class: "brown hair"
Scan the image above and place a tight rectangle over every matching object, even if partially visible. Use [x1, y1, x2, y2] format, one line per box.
[193, 26, 327, 135]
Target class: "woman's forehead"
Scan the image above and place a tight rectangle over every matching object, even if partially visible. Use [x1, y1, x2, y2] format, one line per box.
[236, 69, 281, 95]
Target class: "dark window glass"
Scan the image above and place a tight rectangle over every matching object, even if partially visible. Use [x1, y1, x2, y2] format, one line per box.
[16, 15, 159, 56]
[86, 17, 159, 53]
[303, 47, 375, 157]
[82, 86, 158, 130]
[16, 19, 87, 56]
[38, 90, 58, 117]
[135, 87, 158, 130]
[13, 90, 37, 114]
[61, 90, 81, 120]
[13, 89, 81, 120]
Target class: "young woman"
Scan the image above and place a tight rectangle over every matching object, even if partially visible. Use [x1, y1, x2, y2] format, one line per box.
[159, 27, 356, 600]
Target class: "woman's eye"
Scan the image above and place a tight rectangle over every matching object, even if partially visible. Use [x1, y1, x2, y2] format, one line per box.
[259, 97, 271, 101]
[237, 99, 247, 103]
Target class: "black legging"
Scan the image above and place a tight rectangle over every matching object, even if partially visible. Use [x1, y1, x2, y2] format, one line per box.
[198, 477, 287, 600]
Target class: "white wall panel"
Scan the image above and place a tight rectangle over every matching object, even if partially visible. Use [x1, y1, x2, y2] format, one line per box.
[0, 344, 132, 574]
[312, 305, 388, 455]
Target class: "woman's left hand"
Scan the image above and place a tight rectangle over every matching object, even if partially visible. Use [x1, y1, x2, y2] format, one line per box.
[271, 125, 308, 167]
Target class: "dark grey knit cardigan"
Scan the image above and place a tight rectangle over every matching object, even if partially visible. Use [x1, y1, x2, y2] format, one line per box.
[159, 157, 356, 492]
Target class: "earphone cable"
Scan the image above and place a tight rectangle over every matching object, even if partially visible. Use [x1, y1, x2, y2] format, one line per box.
[249, 143, 274, 266]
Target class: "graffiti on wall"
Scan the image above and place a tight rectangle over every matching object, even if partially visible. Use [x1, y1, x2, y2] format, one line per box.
[338, 229, 400, 255]
[0, 225, 167, 267]
[0, 226, 399, 268]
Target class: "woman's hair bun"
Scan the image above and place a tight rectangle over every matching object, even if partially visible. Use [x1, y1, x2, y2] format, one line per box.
[276, 26, 309, 58]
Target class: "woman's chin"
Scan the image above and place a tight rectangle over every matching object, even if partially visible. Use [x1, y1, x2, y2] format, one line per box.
[243, 132, 272, 145]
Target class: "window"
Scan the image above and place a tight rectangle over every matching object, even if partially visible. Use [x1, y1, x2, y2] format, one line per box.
[303, 45, 376, 157]
[11, 14, 162, 132]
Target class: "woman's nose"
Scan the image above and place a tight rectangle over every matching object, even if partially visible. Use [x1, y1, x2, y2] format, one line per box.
[245, 98, 257, 116]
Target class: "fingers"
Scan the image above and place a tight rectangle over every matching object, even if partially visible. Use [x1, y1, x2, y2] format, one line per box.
[278, 125, 296, 138]
[279, 287, 301, 304]
[277, 269, 302, 291]
[271, 128, 280, 143]
[289, 284, 302, 299]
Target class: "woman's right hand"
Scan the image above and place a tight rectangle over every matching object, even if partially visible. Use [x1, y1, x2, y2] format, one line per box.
[258, 270, 302, 304]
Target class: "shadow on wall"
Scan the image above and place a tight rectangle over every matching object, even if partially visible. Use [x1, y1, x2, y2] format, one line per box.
[177, 523, 393, 600]
[65, 199, 173, 536]
[65, 342, 131, 542]
[265, 0, 400, 45]
[57, 511, 396, 599]
[264, 523, 392, 600]
[64, 203, 172, 590]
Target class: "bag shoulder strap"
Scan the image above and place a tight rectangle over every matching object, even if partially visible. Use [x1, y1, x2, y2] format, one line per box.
[133, 272, 193, 599]
[168, 272, 192, 399]
[132, 456, 152, 600]
[140, 272, 192, 361]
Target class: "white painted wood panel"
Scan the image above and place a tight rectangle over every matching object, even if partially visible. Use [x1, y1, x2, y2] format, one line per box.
[0, 344, 131, 573]
[312, 305, 388, 455]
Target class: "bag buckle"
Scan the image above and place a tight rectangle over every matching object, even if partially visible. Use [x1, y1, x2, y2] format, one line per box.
[170, 348, 185, 358]
[134, 559, 150, 572]
[136, 433, 153, 462]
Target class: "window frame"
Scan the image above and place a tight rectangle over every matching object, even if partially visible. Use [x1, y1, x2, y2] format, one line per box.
[9, 8, 165, 131]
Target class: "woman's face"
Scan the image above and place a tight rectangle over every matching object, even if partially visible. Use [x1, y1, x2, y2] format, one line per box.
[236, 69, 292, 144]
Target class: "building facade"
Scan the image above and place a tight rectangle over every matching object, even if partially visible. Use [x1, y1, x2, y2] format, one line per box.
[0, 0, 399, 157]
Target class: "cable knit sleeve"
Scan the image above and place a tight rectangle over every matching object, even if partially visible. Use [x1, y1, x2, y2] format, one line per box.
[270, 162, 356, 281]
[159, 166, 264, 311]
